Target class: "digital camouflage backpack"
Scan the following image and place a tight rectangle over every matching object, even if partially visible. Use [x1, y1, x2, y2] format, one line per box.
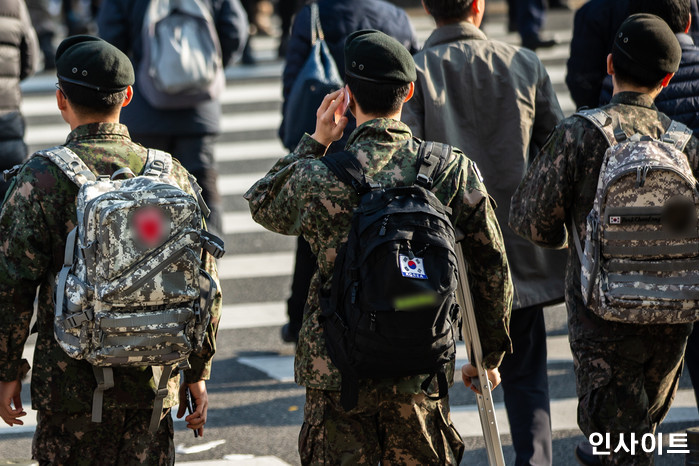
[320, 141, 460, 410]
[35, 146, 224, 431]
[574, 108, 699, 324]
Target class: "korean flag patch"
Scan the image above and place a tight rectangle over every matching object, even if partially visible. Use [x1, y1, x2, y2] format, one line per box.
[400, 254, 428, 280]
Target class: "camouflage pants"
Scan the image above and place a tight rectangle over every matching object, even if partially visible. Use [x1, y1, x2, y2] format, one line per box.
[32, 408, 174, 465]
[571, 333, 687, 466]
[299, 385, 464, 465]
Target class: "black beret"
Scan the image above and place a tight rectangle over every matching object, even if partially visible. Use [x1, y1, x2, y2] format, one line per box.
[612, 13, 681, 81]
[344, 30, 416, 84]
[56, 35, 134, 92]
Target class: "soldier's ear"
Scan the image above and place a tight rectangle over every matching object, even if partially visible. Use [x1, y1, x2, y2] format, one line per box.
[606, 53, 614, 76]
[661, 73, 674, 88]
[404, 82, 415, 103]
[122, 85, 133, 108]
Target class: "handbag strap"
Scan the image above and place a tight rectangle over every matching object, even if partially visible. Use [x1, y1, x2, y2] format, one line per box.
[310, 2, 324, 44]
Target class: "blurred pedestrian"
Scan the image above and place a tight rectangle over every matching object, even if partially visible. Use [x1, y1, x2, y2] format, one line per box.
[0, 0, 39, 201]
[403, 0, 565, 464]
[507, 0, 557, 50]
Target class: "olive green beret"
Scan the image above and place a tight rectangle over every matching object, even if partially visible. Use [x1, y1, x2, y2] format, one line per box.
[612, 13, 681, 81]
[56, 35, 134, 92]
[344, 30, 416, 84]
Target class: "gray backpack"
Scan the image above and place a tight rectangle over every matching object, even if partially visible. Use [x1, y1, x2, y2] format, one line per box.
[35, 146, 224, 431]
[138, 0, 224, 109]
[574, 108, 699, 324]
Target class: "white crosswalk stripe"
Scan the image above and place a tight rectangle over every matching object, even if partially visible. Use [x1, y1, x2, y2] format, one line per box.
[4, 6, 698, 466]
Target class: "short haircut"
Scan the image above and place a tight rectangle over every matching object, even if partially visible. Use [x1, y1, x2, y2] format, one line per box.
[628, 0, 690, 33]
[612, 61, 667, 89]
[58, 80, 127, 115]
[345, 75, 411, 117]
[422, 0, 474, 22]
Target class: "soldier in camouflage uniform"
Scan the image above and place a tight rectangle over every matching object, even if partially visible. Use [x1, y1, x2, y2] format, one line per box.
[0, 35, 221, 465]
[510, 14, 697, 465]
[246, 30, 512, 464]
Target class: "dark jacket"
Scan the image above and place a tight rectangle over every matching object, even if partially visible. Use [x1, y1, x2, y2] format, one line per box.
[566, 0, 699, 110]
[97, 0, 248, 135]
[600, 33, 699, 136]
[403, 22, 566, 310]
[279, 0, 419, 151]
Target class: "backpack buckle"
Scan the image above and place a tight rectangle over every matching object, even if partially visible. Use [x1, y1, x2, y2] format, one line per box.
[2, 164, 21, 182]
[416, 173, 433, 188]
[63, 308, 94, 329]
[201, 231, 225, 259]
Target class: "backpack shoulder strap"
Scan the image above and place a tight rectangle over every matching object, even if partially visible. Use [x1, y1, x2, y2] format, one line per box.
[35, 146, 96, 187]
[310, 2, 323, 44]
[321, 151, 377, 194]
[143, 148, 173, 178]
[574, 108, 622, 147]
[662, 120, 693, 151]
[416, 140, 452, 189]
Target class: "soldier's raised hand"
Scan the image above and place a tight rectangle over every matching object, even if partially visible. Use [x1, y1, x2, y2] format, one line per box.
[311, 88, 349, 148]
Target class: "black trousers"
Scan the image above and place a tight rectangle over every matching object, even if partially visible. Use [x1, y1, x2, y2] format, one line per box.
[499, 305, 552, 466]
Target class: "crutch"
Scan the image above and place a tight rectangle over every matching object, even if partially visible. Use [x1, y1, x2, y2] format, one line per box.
[454, 238, 506, 466]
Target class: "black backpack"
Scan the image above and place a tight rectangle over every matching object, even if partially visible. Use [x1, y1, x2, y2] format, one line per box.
[320, 141, 460, 410]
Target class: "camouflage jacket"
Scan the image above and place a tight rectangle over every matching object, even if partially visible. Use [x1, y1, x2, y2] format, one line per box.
[246, 118, 512, 391]
[509, 92, 697, 341]
[0, 123, 221, 413]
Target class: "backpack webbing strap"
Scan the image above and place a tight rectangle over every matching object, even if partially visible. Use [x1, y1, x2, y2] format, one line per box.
[340, 370, 360, 412]
[320, 151, 377, 194]
[188, 173, 212, 219]
[416, 141, 452, 190]
[36, 146, 97, 187]
[575, 108, 617, 147]
[662, 120, 693, 151]
[55, 227, 78, 321]
[92, 366, 114, 423]
[143, 149, 174, 178]
[149, 365, 174, 432]
[569, 109, 618, 264]
[420, 366, 449, 401]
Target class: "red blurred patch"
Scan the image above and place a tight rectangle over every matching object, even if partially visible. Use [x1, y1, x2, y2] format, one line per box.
[132, 206, 169, 248]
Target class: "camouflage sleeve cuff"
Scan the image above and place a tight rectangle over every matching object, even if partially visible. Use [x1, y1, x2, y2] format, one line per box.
[482, 351, 505, 370]
[294, 133, 329, 158]
[0, 358, 30, 382]
[183, 354, 211, 383]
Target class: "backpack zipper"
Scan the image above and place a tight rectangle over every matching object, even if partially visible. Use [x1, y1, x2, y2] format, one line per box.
[378, 215, 389, 236]
[605, 164, 697, 198]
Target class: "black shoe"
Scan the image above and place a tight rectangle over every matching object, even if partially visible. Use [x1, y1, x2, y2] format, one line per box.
[521, 34, 558, 51]
[281, 323, 299, 344]
[575, 440, 603, 466]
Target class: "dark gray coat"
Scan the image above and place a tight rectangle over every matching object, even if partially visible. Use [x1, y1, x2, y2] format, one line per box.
[403, 22, 566, 310]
